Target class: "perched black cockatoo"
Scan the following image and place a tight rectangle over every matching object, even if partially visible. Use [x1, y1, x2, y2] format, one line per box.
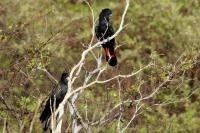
[95, 8, 117, 66]
[40, 72, 69, 131]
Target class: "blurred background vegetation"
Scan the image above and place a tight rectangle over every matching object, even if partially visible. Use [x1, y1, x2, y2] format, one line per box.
[0, 0, 200, 132]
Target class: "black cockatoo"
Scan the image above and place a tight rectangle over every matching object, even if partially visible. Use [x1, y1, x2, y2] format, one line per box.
[95, 8, 117, 66]
[40, 72, 69, 131]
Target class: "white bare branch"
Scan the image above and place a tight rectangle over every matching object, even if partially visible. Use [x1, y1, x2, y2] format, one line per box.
[56, 0, 131, 116]
[51, 1, 153, 132]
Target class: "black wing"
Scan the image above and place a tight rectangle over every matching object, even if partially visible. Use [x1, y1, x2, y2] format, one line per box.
[39, 90, 56, 123]
[108, 23, 115, 36]
[107, 23, 115, 46]
[40, 83, 68, 120]
[39, 84, 62, 122]
[95, 24, 101, 40]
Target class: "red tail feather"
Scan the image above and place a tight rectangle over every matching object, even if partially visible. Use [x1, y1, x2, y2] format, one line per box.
[105, 47, 117, 66]
[105, 47, 115, 58]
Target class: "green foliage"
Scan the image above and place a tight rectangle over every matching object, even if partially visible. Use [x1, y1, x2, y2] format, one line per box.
[17, 96, 37, 112]
[0, 0, 200, 132]
[0, 111, 7, 118]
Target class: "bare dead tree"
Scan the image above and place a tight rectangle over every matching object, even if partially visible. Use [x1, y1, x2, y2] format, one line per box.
[50, 0, 151, 132]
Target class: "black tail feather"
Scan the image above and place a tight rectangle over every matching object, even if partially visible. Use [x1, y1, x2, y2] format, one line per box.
[44, 118, 50, 131]
[108, 56, 117, 66]
[40, 100, 51, 123]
